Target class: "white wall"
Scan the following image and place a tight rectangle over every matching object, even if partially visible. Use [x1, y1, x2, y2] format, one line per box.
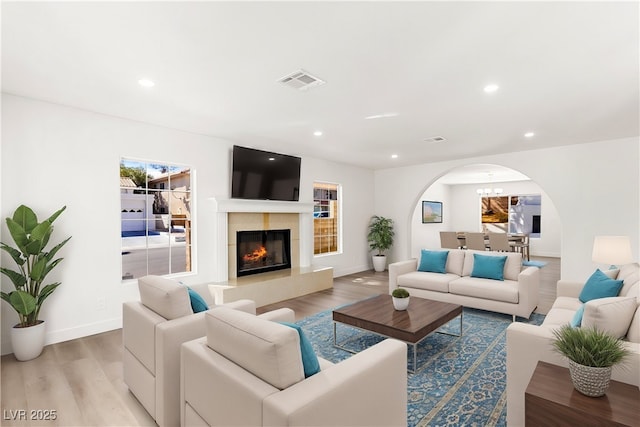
[375, 137, 639, 281]
[411, 179, 561, 258]
[0, 94, 374, 354]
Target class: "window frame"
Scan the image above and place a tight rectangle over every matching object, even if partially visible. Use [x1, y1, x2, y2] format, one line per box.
[313, 181, 342, 257]
[120, 157, 196, 281]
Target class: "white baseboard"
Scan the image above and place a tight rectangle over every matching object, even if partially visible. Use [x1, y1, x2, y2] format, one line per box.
[1, 317, 122, 356]
[333, 264, 371, 277]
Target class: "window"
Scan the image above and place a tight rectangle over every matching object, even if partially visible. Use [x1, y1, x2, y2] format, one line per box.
[481, 194, 541, 237]
[313, 182, 340, 255]
[120, 158, 193, 280]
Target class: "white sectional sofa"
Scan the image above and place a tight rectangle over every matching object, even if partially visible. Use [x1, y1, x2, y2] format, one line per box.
[389, 249, 540, 321]
[506, 263, 640, 426]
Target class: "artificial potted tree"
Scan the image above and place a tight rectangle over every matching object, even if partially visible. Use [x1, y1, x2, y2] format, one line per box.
[1, 205, 71, 361]
[367, 215, 394, 272]
[552, 325, 630, 397]
[391, 288, 410, 310]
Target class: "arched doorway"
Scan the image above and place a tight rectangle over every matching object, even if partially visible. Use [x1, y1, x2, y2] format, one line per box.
[407, 164, 561, 260]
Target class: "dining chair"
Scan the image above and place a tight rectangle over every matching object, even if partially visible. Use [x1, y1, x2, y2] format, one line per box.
[440, 231, 460, 249]
[465, 232, 488, 251]
[512, 234, 530, 261]
[488, 232, 512, 252]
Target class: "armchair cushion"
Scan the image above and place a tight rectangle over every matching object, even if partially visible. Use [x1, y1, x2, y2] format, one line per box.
[205, 308, 304, 390]
[579, 269, 623, 303]
[138, 275, 192, 320]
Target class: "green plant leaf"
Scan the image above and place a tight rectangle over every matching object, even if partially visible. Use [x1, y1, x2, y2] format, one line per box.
[46, 206, 67, 224]
[1, 243, 25, 266]
[24, 238, 44, 256]
[37, 283, 60, 306]
[30, 220, 53, 251]
[41, 258, 63, 281]
[43, 237, 71, 263]
[5, 218, 29, 253]
[30, 257, 47, 282]
[8, 291, 36, 316]
[12, 205, 38, 234]
[1, 291, 11, 304]
[0, 267, 27, 288]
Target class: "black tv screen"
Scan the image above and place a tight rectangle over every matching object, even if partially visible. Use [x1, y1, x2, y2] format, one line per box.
[231, 145, 301, 201]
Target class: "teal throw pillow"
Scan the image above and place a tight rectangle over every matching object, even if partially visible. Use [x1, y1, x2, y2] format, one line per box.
[570, 304, 585, 328]
[279, 322, 320, 378]
[578, 269, 624, 303]
[471, 254, 507, 281]
[418, 250, 449, 273]
[187, 287, 209, 313]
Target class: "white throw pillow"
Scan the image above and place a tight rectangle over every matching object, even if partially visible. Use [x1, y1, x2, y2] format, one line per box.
[582, 297, 637, 339]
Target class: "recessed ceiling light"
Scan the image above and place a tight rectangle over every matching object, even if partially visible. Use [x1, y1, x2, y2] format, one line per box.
[391, 154, 398, 159]
[524, 132, 535, 138]
[313, 130, 323, 136]
[138, 78, 155, 88]
[268, 157, 275, 161]
[483, 84, 499, 93]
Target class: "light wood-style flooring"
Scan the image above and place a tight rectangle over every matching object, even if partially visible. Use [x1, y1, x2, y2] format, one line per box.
[0, 257, 559, 426]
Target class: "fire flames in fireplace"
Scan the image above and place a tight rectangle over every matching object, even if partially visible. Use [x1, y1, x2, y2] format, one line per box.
[236, 229, 291, 277]
[243, 246, 267, 262]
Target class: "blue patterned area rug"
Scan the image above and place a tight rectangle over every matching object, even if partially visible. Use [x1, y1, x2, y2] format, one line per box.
[297, 306, 545, 427]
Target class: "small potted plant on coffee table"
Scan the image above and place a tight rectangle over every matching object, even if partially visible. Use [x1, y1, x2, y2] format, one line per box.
[552, 325, 630, 397]
[391, 288, 410, 311]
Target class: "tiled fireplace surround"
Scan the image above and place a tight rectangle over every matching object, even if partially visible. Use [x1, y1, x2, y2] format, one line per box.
[208, 198, 333, 306]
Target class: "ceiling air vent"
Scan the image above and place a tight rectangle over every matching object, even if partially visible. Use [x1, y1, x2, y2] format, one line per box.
[278, 69, 326, 91]
[424, 136, 447, 144]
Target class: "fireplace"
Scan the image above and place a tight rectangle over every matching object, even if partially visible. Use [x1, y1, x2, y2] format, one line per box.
[236, 229, 291, 277]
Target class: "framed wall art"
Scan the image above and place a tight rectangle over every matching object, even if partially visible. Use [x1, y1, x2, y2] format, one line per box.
[422, 201, 443, 223]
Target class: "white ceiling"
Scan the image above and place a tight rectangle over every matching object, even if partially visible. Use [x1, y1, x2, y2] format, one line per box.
[2, 1, 638, 172]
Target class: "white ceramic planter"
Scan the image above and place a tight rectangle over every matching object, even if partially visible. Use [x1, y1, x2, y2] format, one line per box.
[11, 321, 46, 361]
[393, 296, 410, 311]
[372, 255, 387, 272]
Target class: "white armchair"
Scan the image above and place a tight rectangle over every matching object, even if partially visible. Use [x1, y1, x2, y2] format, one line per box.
[123, 275, 294, 427]
[181, 307, 408, 426]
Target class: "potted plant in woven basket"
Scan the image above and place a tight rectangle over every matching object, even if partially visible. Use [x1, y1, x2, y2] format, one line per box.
[552, 325, 630, 397]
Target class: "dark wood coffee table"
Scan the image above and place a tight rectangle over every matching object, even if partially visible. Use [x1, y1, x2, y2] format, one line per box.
[332, 294, 463, 372]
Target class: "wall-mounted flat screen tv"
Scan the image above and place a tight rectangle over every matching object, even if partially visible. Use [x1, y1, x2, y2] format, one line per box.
[231, 145, 301, 201]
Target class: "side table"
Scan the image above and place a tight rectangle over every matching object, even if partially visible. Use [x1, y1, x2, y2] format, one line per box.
[525, 361, 640, 426]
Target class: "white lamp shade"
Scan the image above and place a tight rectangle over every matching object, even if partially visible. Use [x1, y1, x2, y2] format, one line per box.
[592, 236, 633, 265]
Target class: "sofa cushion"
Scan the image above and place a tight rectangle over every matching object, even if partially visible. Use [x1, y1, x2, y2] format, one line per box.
[618, 263, 640, 297]
[397, 271, 456, 293]
[445, 249, 466, 276]
[449, 277, 519, 304]
[582, 297, 637, 338]
[205, 308, 304, 390]
[278, 322, 320, 378]
[138, 275, 193, 320]
[471, 254, 507, 281]
[418, 249, 448, 273]
[462, 250, 522, 281]
[543, 307, 578, 328]
[579, 269, 624, 303]
[627, 307, 640, 343]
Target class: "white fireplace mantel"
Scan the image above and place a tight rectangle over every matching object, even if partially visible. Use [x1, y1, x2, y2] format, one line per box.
[208, 197, 315, 282]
